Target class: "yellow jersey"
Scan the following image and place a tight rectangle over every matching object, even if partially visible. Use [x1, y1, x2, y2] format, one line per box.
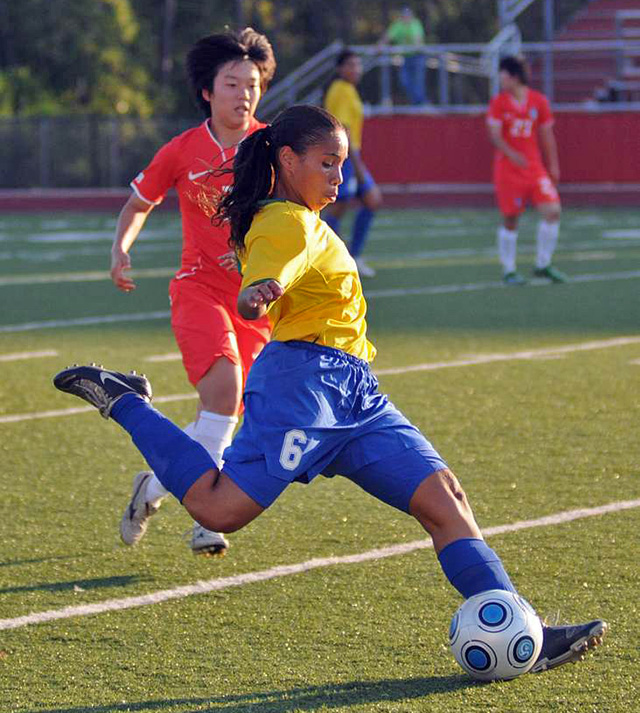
[239, 201, 376, 362]
[324, 78, 363, 151]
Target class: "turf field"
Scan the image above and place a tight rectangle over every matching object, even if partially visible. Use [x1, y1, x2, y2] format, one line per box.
[1, 207, 639, 713]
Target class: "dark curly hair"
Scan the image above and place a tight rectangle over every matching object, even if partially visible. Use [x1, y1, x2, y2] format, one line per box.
[215, 105, 344, 251]
[186, 28, 276, 117]
[499, 55, 530, 86]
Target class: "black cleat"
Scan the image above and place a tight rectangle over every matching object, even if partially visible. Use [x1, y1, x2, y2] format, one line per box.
[53, 364, 152, 419]
[531, 619, 608, 673]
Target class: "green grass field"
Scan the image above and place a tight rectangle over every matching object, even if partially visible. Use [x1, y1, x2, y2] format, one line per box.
[1, 207, 639, 713]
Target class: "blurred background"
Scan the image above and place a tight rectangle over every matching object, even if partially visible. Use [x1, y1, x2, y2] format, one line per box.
[0, 0, 638, 206]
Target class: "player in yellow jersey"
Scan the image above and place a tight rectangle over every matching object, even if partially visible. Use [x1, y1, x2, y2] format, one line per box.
[54, 105, 606, 675]
[323, 50, 382, 278]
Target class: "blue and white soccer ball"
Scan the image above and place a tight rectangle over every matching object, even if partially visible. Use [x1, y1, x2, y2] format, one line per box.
[449, 589, 543, 681]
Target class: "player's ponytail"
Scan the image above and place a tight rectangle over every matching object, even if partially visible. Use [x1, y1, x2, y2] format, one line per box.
[217, 104, 343, 251]
[216, 127, 275, 251]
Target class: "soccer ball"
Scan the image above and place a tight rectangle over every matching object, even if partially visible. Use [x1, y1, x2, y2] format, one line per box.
[449, 589, 543, 681]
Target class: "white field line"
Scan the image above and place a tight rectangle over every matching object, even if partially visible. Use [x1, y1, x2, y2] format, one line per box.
[145, 334, 640, 369]
[2, 237, 639, 286]
[0, 349, 58, 362]
[366, 270, 640, 298]
[375, 336, 640, 376]
[146, 352, 182, 362]
[2, 335, 639, 425]
[1, 269, 640, 336]
[0, 268, 174, 286]
[1, 498, 638, 632]
[0, 392, 197, 424]
[0, 310, 170, 334]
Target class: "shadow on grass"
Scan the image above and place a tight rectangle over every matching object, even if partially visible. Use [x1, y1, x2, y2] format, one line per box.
[0, 554, 85, 569]
[0, 574, 150, 595]
[23, 675, 475, 713]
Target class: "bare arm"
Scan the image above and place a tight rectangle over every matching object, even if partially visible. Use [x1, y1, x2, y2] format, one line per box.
[539, 123, 560, 184]
[487, 122, 528, 169]
[237, 280, 284, 321]
[111, 193, 155, 292]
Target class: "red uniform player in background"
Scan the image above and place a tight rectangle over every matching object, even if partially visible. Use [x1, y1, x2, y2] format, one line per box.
[110, 29, 276, 556]
[487, 55, 566, 285]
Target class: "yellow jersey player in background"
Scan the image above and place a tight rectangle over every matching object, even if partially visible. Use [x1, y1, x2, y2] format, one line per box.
[55, 104, 606, 677]
[323, 50, 382, 278]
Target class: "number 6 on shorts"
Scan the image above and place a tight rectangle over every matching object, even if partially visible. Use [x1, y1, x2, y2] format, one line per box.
[279, 429, 308, 471]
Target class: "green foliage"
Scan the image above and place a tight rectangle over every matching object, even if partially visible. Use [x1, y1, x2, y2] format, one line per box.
[0, 1, 591, 117]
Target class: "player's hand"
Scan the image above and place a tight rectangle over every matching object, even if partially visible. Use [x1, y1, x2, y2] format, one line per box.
[110, 249, 135, 292]
[549, 166, 560, 184]
[218, 251, 238, 272]
[244, 280, 284, 308]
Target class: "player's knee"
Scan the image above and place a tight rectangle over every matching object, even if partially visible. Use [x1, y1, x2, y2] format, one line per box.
[365, 186, 383, 211]
[503, 215, 518, 230]
[545, 206, 561, 223]
[410, 469, 472, 530]
[198, 381, 242, 415]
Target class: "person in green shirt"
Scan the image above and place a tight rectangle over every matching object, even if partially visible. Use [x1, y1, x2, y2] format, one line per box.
[379, 6, 427, 105]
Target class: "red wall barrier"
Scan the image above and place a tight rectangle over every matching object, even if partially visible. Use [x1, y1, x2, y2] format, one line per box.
[362, 111, 640, 185]
[0, 111, 637, 211]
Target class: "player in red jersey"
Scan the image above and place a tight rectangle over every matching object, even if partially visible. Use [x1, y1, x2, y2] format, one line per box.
[487, 56, 566, 285]
[110, 29, 276, 556]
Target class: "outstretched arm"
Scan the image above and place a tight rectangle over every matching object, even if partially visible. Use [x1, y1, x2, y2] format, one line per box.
[111, 194, 155, 292]
[539, 123, 560, 184]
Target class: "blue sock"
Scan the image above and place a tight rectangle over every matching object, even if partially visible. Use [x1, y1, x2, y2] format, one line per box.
[324, 213, 340, 235]
[438, 538, 516, 599]
[111, 394, 215, 502]
[350, 207, 374, 258]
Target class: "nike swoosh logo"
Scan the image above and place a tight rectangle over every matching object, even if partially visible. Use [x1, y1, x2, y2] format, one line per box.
[100, 371, 132, 390]
[188, 170, 212, 181]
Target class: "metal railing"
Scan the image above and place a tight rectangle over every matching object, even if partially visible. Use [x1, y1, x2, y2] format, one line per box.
[4, 39, 640, 188]
[498, 0, 539, 26]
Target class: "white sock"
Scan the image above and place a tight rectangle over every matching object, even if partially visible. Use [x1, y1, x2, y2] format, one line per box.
[188, 413, 237, 536]
[192, 411, 238, 469]
[536, 220, 559, 269]
[497, 226, 518, 274]
[144, 421, 196, 506]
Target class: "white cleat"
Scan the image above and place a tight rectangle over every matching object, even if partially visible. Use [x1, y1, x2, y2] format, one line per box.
[190, 523, 229, 557]
[119, 471, 161, 546]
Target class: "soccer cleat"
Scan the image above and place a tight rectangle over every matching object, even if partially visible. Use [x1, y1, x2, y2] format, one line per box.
[53, 364, 152, 419]
[355, 257, 376, 278]
[503, 271, 527, 286]
[120, 471, 162, 546]
[530, 619, 608, 673]
[190, 523, 229, 557]
[533, 265, 568, 283]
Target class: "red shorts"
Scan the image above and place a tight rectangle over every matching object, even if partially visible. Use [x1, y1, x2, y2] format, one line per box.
[169, 276, 271, 387]
[494, 165, 559, 216]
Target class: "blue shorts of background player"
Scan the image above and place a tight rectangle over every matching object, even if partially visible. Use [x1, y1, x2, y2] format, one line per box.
[336, 156, 377, 202]
[222, 340, 447, 511]
[323, 156, 381, 275]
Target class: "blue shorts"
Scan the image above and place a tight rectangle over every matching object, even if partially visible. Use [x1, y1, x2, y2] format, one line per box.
[222, 341, 448, 513]
[337, 157, 377, 202]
